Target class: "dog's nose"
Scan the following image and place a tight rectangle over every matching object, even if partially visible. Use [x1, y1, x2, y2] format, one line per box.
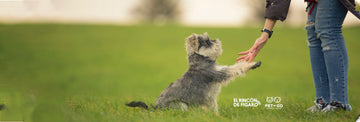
[251, 61, 261, 69]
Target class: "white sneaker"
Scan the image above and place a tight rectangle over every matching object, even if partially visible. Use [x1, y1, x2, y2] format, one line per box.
[321, 101, 346, 112]
[321, 104, 337, 112]
[306, 100, 327, 113]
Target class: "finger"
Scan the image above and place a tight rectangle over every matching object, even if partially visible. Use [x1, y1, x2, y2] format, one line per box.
[244, 56, 250, 61]
[236, 55, 248, 61]
[248, 55, 255, 63]
[238, 50, 249, 55]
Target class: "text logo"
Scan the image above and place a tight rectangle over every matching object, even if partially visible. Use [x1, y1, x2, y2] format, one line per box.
[265, 97, 283, 109]
[233, 98, 261, 107]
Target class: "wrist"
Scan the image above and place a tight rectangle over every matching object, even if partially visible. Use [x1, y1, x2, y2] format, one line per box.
[261, 28, 273, 38]
[260, 32, 269, 40]
[256, 34, 269, 43]
[261, 32, 269, 38]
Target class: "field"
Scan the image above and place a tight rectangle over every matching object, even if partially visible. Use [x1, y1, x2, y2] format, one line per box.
[0, 24, 359, 121]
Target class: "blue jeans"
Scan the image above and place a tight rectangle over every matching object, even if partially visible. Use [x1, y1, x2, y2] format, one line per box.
[305, 0, 351, 110]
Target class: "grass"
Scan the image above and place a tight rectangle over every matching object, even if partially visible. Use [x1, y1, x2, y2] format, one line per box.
[0, 24, 359, 121]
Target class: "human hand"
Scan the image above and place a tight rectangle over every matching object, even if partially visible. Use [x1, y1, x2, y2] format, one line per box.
[236, 34, 269, 63]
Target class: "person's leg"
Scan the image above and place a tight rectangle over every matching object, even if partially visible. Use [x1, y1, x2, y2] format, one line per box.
[305, 3, 330, 104]
[315, 0, 351, 110]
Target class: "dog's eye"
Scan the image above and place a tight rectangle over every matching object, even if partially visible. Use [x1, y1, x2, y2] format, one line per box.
[206, 40, 212, 46]
[198, 44, 203, 50]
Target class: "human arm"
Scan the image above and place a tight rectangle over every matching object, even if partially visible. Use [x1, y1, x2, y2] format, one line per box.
[236, 0, 291, 63]
[236, 19, 276, 63]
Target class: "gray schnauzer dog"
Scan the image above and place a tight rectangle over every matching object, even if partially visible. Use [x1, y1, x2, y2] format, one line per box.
[126, 33, 261, 112]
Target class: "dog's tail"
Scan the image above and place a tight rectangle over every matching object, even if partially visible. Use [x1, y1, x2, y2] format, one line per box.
[0, 104, 5, 111]
[125, 101, 149, 109]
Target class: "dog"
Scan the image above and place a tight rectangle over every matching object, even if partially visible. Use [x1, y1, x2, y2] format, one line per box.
[126, 33, 261, 112]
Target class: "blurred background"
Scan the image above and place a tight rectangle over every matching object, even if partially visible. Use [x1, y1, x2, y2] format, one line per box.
[0, 0, 360, 26]
[1, 0, 360, 122]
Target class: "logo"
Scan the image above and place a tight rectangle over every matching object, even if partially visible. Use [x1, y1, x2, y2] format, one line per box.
[233, 98, 261, 107]
[266, 97, 273, 103]
[274, 97, 281, 103]
[265, 96, 283, 109]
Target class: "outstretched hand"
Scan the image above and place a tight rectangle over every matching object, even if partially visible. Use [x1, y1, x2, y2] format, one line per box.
[236, 35, 269, 63]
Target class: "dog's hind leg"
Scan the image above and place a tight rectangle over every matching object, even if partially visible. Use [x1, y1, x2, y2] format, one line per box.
[167, 101, 188, 111]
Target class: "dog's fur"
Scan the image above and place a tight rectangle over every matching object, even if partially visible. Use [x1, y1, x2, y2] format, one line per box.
[126, 33, 261, 112]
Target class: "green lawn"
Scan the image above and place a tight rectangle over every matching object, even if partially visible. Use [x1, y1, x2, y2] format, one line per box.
[0, 24, 359, 121]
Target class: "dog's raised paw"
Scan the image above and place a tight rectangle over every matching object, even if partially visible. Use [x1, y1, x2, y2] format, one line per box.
[251, 61, 261, 69]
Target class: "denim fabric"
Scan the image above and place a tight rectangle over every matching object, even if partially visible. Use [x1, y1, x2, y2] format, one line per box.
[305, 0, 351, 110]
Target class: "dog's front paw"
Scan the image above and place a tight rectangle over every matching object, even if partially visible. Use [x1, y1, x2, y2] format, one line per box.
[235, 61, 261, 73]
[250, 61, 261, 69]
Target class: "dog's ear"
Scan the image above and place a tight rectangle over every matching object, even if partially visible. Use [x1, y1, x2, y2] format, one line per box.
[203, 32, 209, 40]
[187, 33, 198, 41]
[186, 33, 199, 55]
[196, 32, 209, 41]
